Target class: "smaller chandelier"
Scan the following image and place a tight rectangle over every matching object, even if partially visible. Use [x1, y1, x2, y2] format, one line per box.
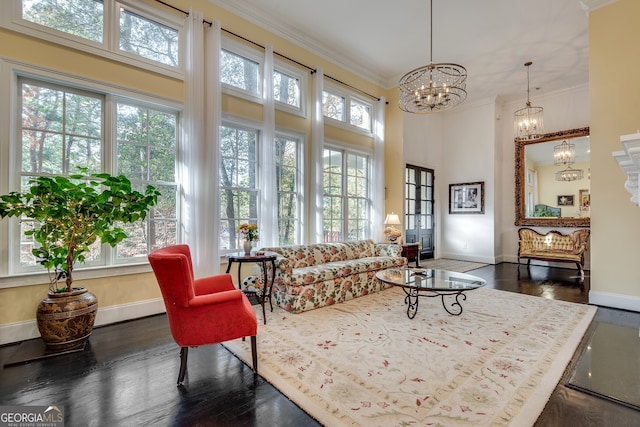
[398, 0, 467, 113]
[553, 140, 575, 165]
[555, 165, 585, 182]
[514, 61, 544, 141]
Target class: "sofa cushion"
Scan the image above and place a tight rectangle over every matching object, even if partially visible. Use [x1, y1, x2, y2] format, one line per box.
[264, 240, 379, 269]
[289, 255, 405, 287]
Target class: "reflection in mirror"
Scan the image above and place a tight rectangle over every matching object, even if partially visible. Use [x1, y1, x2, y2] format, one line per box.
[515, 128, 590, 228]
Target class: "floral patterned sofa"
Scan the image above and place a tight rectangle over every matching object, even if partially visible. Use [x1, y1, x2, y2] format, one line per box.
[259, 240, 407, 313]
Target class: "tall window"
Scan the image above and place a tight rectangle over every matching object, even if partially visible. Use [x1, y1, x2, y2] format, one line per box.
[14, 78, 178, 272]
[18, 80, 103, 267]
[323, 148, 370, 242]
[115, 103, 178, 258]
[219, 124, 259, 252]
[275, 134, 303, 245]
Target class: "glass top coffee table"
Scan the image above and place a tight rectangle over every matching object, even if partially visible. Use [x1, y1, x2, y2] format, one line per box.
[376, 268, 486, 318]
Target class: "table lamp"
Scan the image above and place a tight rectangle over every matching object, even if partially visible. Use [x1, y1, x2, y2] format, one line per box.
[384, 213, 401, 243]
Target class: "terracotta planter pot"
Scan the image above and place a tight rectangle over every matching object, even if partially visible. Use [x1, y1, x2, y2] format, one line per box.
[36, 287, 98, 353]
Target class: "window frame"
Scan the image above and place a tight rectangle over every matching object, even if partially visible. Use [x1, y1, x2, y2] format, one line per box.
[0, 59, 182, 288]
[220, 37, 308, 118]
[218, 118, 261, 254]
[322, 82, 374, 135]
[220, 37, 263, 104]
[322, 141, 373, 242]
[273, 60, 307, 118]
[1, 0, 184, 79]
[113, 99, 180, 261]
[274, 129, 305, 246]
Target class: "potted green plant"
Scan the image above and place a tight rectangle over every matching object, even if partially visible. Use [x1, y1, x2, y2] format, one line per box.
[0, 167, 160, 352]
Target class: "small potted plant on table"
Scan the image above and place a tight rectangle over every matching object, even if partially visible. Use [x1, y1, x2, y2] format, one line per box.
[0, 168, 160, 353]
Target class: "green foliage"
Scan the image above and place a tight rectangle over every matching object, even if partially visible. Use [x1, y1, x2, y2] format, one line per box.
[531, 211, 555, 217]
[0, 168, 160, 292]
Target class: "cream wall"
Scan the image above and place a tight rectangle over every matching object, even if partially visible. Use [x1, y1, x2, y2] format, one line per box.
[536, 161, 590, 218]
[589, 0, 640, 311]
[0, 0, 387, 344]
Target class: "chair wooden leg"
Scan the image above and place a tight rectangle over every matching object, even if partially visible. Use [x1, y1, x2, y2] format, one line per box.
[177, 347, 188, 386]
[250, 336, 258, 373]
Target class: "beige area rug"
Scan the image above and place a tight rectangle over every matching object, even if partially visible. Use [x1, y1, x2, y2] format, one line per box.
[224, 288, 596, 427]
[419, 258, 488, 272]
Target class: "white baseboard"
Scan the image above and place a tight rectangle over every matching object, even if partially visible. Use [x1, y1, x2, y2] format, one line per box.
[589, 291, 640, 313]
[0, 298, 166, 346]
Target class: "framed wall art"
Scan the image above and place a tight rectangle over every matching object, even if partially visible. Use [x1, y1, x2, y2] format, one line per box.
[557, 195, 574, 206]
[579, 189, 590, 211]
[449, 182, 484, 214]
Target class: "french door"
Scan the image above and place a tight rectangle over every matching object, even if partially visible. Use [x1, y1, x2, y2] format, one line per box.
[404, 165, 435, 259]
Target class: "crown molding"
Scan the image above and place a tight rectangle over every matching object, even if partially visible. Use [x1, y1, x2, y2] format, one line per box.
[208, 0, 387, 88]
[579, 0, 619, 12]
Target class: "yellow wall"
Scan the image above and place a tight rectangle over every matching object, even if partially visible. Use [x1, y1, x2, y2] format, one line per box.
[536, 161, 590, 217]
[383, 88, 405, 225]
[590, 0, 640, 300]
[0, 1, 388, 333]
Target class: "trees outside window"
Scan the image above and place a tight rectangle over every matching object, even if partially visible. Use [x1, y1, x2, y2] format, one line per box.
[15, 78, 178, 272]
[118, 8, 179, 67]
[275, 134, 302, 245]
[21, 0, 104, 43]
[219, 124, 259, 252]
[273, 70, 301, 109]
[220, 49, 260, 95]
[322, 91, 345, 122]
[9, 0, 182, 74]
[322, 86, 373, 133]
[115, 103, 178, 258]
[322, 148, 370, 242]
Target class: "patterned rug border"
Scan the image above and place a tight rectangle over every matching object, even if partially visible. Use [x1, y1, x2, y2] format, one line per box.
[224, 287, 596, 426]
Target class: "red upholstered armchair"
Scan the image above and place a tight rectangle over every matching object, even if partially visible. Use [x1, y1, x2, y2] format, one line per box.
[148, 244, 258, 386]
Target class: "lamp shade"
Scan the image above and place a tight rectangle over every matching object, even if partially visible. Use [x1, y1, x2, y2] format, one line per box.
[384, 213, 401, 225]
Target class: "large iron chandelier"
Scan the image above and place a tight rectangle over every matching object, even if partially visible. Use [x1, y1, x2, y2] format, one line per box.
[514, 61, 544, 141]
[398, 0, 467, 113]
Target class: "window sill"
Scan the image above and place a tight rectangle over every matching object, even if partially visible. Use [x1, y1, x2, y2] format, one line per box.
[0, 263, 153, 289]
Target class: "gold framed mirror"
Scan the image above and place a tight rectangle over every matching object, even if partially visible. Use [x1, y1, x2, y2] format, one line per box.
[515, 127, 590, 228]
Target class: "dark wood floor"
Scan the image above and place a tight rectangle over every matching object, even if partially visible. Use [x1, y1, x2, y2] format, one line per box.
[1, 262, 639, 426]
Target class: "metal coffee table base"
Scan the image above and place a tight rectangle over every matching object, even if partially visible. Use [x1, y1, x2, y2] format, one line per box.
[401, 288, 468, 318]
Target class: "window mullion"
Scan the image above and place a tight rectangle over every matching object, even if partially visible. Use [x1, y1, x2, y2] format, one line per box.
[105, 0, 118, 54]
[342, 151, 349, 238]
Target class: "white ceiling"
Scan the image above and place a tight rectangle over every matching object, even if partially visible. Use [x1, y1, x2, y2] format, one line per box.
[526, 136, 590, 166]
[209, 0, 616, 105]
